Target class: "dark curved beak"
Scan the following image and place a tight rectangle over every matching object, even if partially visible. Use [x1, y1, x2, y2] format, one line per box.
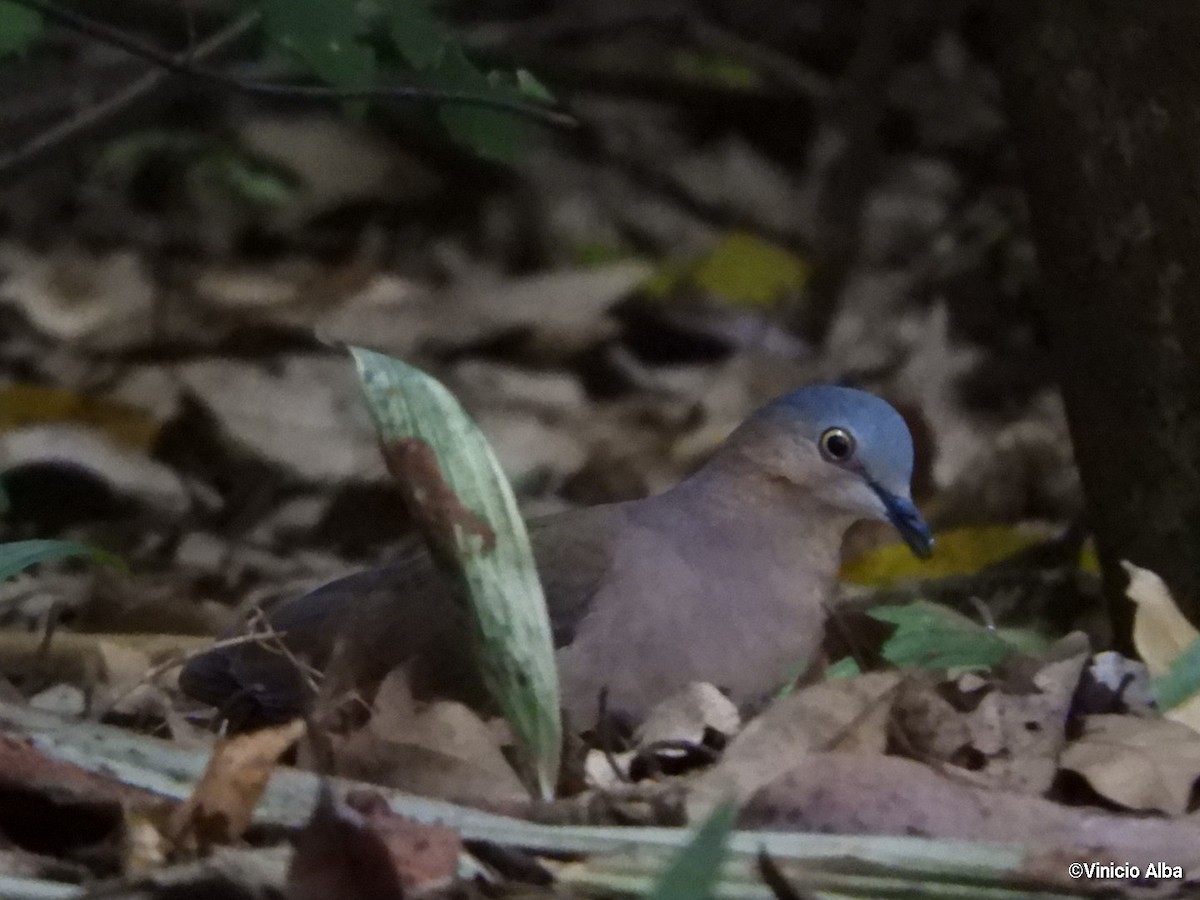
[873, 486, 934, 559]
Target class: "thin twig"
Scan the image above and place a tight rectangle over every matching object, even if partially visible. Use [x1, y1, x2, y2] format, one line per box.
[6, 0, 575, 127]
[95, 623, 304, 719]
[0, 11, 260, 179]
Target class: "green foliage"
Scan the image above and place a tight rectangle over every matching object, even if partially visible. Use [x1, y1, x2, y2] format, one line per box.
[350, 346, 561, 800]
[0, 540, 125, 582]
[0, 0, 42, 58]
[869, 600, 1017, 671]
[0, 0, 550, 162]
[263, 0, 376, 88]
[647, 803, 736, 900]
[826, 656, 863, 679]
[1154, 636, 1200, 711]
[672, 49, 759, 89]
[387, 0, 448, 70]
[260, 0, 551, 161]
[101, 131, 300, 209]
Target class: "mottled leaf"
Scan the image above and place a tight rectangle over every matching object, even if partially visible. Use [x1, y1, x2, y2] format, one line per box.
[350, 347, 560, 799]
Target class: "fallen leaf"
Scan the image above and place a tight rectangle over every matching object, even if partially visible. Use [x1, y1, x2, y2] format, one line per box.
[894, 633, 1089, 793]
[346, 790, 461, 892]
[739, 752, 1200, 882]
[0, 383, 160, 451]
[286, 786, 461, 900]
[1125, 561, 1200, 678]
[320, 670, 526, 806]
[1123, 560, 1200, 732]
[1060, 713, 1200, 815]
[869, 600, 1016, 670]
[842, 524, 1049, 588]
[688, 673, 899, 818]
[169, 719, 304, 852]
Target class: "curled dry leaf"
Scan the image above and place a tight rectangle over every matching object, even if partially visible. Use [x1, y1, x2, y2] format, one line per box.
[1060, 714, 1200, 816]
[169, 719, 305, 853]
[1123, 560, 1200, 732]
[1125, 561, 1200, 677]
[893, 633, 1090, 794]
[687, 672, 900, 819]
[315, 669, 527, 807]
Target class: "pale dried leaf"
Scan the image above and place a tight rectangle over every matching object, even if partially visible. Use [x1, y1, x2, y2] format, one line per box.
[1124, 560, 1200, 679]
[688, 672, 899, 818]
[1060, 713, 1200, 815]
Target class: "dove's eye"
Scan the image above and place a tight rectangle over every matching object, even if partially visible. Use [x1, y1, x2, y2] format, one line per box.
[819, 427, 855, 463]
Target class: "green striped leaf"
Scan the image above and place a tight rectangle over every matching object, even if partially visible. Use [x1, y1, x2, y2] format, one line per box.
[350, 347, 561, 799]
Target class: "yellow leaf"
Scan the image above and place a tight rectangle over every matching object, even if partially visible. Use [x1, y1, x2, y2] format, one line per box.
[841, 524, 1049, 588]
[640, 233, 809, 308]
[0, 383, 160, 450]
[691, 233, 808, 307]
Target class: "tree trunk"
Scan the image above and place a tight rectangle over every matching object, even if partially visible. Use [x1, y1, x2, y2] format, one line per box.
[993, 2, 1200, 641]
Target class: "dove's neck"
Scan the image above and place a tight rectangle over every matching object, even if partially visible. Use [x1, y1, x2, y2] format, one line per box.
[646, 447, 855, 582]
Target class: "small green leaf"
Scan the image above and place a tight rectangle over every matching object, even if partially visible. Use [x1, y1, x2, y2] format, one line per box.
[0, 540, 125, 582]
[350, 347, 561, 800]
[263, 0, 376, 88]
[648, 803, 736, 900]
[1154, 636, 1200, 711]
[435, 49, 527, 163]
[386, 0, 448, 70]
[826, 656, 863, 679]
[203, 151, 300, 207]
[869, 601, 1014, 671]
[516, 69, 553, 101]
[672, 50, 759, 89]
[0, 1, 42, 58]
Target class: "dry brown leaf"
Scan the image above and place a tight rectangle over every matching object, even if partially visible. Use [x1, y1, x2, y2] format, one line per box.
[316, 670, 526, 806]
[346, 790, 461, 892]
[688, 672, 900, 818]
[169, 719, 305, 852]
[740, 752, 1200, 882]
[1060, 713, 1200, 815]
[894, 633, 1089, 793]
[286, 787, 460, 900]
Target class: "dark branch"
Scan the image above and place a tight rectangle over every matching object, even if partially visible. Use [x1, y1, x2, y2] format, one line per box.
[6, 0, 575, 128]
[0, 12, 259, 180]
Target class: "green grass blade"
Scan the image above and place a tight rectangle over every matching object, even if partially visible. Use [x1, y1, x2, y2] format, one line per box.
[648, 803, 737, 900]
[0, 540, 125, 582]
